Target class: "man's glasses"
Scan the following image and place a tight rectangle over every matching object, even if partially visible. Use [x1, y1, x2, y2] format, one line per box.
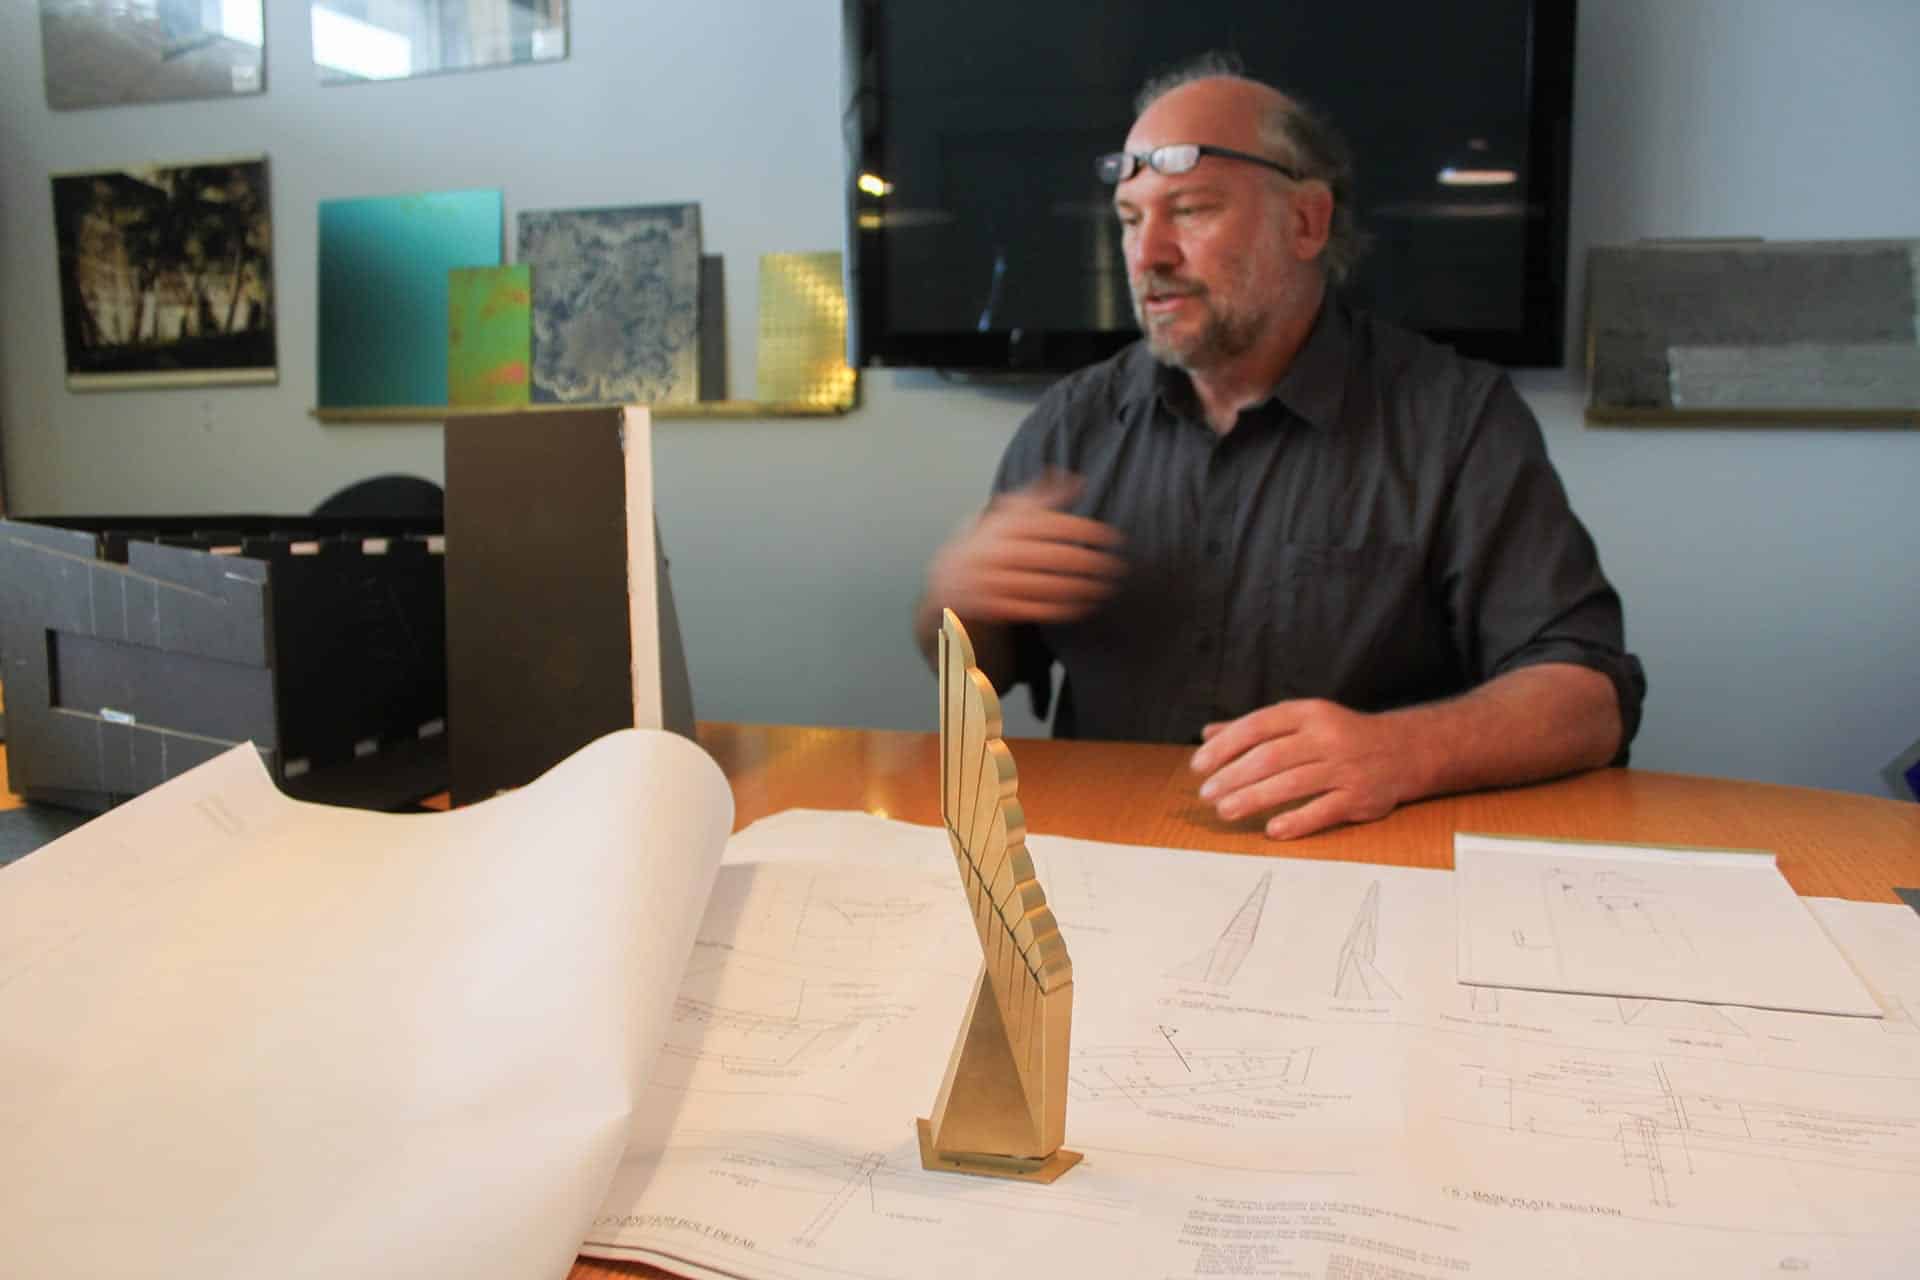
[1096, 143, 1305, 185]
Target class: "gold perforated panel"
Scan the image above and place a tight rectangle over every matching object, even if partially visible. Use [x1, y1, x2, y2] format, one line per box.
[757, 251, 858, 410]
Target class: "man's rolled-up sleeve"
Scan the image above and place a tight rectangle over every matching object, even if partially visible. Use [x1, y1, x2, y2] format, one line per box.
[1438, 377, 1647, 763]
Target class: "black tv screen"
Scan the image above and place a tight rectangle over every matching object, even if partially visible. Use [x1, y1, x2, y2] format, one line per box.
[843, 0, 1577, 371]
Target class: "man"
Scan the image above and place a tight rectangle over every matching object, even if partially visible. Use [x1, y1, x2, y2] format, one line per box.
[912, 58, 1645, 840]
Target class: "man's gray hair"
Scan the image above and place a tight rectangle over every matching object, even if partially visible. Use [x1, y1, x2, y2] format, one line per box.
[1135, 51, 1369, 285]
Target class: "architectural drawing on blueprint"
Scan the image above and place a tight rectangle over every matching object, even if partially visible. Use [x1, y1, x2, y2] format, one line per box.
[1613, 997, 1748, 1038]
[1333, 882, 1399, 999]
[1486, 865, 1700, 983]
[1442, 1048, 1920, 1214]
[1069, 1025, 1314, 1107]
[1452, 984, 1751, 1038]
[650, 862, 970, 1091]
[1169, 871, 1271, 985]
[593, 1128, 1134, 1267]
[655, 949, 922, 1083]
[586, 820, 1920, 1278]
[773, 872, 944, 964]
[791, 1145, 891, 1248]
[1543, 864, 1698, 964]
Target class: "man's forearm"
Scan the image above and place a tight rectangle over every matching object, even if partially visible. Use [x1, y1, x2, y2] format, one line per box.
[1387, 662, 1623, 802]
[1191, 659, 1624, 840]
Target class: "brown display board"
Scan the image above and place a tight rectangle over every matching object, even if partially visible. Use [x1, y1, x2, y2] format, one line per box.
[443, 406, 693, 806]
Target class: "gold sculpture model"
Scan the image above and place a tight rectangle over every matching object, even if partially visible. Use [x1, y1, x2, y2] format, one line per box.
[917, 610, 1081, 1182]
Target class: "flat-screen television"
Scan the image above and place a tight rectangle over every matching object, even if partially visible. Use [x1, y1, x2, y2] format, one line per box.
[842, 0, 1578, 371]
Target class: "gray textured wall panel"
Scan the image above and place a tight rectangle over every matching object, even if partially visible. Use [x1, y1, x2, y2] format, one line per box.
[1670, 343, 1920, 410]
[1588, 240, 1919, 414]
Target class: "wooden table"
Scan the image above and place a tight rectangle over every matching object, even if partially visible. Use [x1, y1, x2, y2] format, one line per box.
[11, 725, 1909, 902]
[693, 722, 1920, 902]
[571, 721, 1920, 1280]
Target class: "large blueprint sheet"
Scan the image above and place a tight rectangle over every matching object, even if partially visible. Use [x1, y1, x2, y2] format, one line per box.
[586, 810, 1920, 1280]
[1, 731, 734, 1280]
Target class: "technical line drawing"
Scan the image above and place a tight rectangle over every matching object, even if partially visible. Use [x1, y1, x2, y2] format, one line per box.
[1170, 871, 1271, 985]
[1157, 1023, 1190, 1072]
[1523, 864, 1700, 976]
[721, 866, 954, 973]
[1614, 996, 1748, 1038]
[795, 1148, 889, 1248]
[1334, 882, 1400, 999]
[787, 873, 942, 963]
[656, 954, 919, 1080]
[1562, 867, 1698, 956]
[1445, 1051, 1920, 1211]
[608, 1129, 1134, 1258]
[1069, 1033, 1314, 1105]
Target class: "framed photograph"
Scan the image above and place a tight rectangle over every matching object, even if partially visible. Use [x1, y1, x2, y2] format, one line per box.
[312, 0, 565, 85]
[52, 157, 277, 391]
[40, 1, 265, 111]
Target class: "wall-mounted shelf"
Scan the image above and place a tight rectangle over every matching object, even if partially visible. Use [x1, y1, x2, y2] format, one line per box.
[1586, 406, 1919, 427]
[310, 400, 853, 424]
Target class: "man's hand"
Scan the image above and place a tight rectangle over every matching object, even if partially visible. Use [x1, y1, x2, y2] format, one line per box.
[1189, 665, 1623, 841]
[1190, 699, 1419, 841]
[924, 471, 1127, 627]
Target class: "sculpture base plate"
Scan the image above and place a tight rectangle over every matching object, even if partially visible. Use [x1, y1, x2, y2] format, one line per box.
[916, 1117, 1083, 1184]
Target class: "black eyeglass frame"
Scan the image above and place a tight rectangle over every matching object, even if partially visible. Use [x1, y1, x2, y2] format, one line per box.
[1095, 143, 1306, 185]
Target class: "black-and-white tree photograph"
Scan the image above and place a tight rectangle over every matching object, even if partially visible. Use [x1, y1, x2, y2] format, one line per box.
[52, 157, 277, 390]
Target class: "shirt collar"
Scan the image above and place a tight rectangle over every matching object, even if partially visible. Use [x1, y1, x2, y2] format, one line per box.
[1132, 294, 1351, 435]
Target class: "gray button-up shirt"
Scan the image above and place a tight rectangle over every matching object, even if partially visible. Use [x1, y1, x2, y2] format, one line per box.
[992, 299, 1646, 753]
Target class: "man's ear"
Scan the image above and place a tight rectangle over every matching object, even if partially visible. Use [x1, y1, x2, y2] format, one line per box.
[1287, 181, 1335, 262]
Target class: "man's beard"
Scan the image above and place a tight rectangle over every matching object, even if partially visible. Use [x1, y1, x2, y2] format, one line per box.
[1131, 269, 1265, 372]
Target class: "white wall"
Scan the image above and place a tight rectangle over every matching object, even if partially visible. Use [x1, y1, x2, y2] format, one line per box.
[2, 1, 1916, 795]
[1537, 0, 1920, 794]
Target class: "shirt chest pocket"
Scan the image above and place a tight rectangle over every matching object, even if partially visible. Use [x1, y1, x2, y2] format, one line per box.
[1257, 541, 1441, 707]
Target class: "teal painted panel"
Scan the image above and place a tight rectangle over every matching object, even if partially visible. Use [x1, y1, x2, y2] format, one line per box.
[318, 190, 502, 407]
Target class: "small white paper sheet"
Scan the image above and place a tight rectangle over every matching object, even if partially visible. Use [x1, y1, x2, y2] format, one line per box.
[0, 729, 733, 1280]
[1453, 833, 1882, 1015]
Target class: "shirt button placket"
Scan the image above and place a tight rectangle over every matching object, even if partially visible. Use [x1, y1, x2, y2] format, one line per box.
[1189, 437, 1241, 727]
